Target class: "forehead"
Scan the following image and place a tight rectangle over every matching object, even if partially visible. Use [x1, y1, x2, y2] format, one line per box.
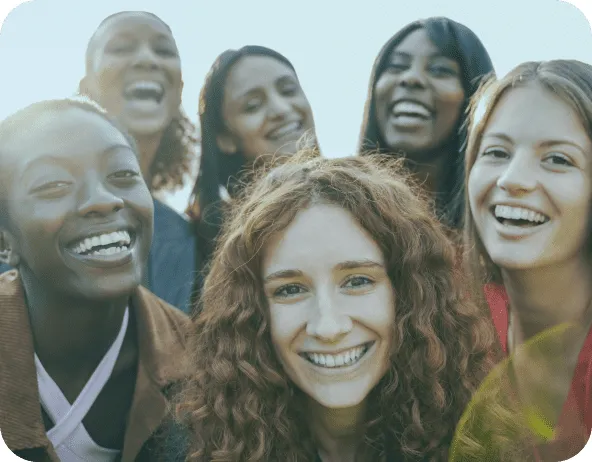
[92, 13, 174, 49]
[263, 204, 383, 272]
[390, 28, 439, 58]
[225, 55, 296, 99]
[484, 84, 590, 144]
[0, 107, 133, 175]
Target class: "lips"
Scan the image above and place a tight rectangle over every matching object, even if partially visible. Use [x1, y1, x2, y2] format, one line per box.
[123, 80, 165, 103]
[390, 100, 432, 119]
[300, 342, 375, 369]
[69, 230, 133, 256]
[266, 121, 303, 141]
[492, 204, 550, 228]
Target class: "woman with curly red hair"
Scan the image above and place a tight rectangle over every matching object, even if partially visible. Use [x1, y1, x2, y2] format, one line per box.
[176, 152, 495, 461]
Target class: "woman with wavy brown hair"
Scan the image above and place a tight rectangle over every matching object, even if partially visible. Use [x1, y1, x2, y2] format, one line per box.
[452, 60, 592, 461]
[175, 151, 495, 461]
[78, 11, 198, 312]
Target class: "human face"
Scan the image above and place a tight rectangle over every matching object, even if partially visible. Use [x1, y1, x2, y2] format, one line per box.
[374, 28, 465, 160]
[219, 55, 315, 161]
[263, 204, 394, 409]
[468, 84, 592, 271]
[1, 107, 153, 300]
[82, 12, 182, 138]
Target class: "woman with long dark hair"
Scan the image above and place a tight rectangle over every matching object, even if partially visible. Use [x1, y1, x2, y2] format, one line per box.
[79, 11, 198, 312]
[186, 46, 317, 296]
[359, 17, 494, 230]
[176, 152, 494, 461]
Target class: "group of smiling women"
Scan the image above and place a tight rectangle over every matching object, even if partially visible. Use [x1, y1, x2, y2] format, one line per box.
[0, 9, 590, 462]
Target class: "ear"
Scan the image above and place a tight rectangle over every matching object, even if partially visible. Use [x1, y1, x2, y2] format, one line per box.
[78, 76, 91, 97]
[0, 231, 20, 267]
[216, 132, 238, 155]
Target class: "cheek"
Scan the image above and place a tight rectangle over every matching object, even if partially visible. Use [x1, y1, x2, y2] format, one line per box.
[269, 304, 304, 355]
[374, 75, 395, 115]
[434, 83, 465, 127]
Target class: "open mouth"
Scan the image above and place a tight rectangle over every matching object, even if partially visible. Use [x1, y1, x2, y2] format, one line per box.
[300, 342, 374, 369]
[390, 100, 432, 121]
[492, 205, 550, 228]
[68, 230, 135, 257]
[266, 121, 303, 141]
[123, 81, 164, 104]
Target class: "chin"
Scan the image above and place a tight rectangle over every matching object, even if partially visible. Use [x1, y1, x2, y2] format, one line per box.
[79, 273, 142, 301]
[123, 116, 171, 138]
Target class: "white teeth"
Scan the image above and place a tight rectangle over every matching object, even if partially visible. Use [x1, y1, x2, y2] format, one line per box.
[125, 80, 163, 94]
[268, 121, 301, 140]
[72, 230, 132, 255]
[494, 205, 548, 224]
[305, 345, 368, 368]
[392, 101, 431, 118]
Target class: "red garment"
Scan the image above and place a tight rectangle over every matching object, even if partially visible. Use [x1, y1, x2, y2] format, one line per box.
[484, 283, 592, 460]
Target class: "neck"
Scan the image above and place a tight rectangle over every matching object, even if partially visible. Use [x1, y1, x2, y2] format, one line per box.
[405, 150, 451, 198]
[502, 256, 592, 345]
[133, 133, 162, 189]
[309, 399, 367, 462]
[20, 267, 130, 378]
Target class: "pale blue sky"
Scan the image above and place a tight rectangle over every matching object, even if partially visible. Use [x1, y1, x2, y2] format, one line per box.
[1, 0, 591, 212]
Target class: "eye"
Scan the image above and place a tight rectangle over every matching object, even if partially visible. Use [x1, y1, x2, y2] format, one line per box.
[429, 64, 457, 77]
[30, 181, 71, 197]
[273, 283, 307, 298]
[481, 148, 510, 159]
[110, 170, 140, 179]
[279, 82, 298, 96]
[544, 152, 574, 167]
[385, 62, 407, 73]
[244, 98, 262, 113]
[342, 275, 374, 290]
[155, 47, 178, 57]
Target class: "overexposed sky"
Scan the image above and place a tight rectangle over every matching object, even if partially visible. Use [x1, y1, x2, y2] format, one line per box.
[0, 0, 591, 212]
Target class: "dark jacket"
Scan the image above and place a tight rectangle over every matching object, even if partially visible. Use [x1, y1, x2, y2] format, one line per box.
[0, 270, 189, 462]
[144, 199, 198, 314]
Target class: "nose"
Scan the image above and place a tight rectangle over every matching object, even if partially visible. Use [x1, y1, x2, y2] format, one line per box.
[306, 292, 353, 342]
[496, 152, 538, 193]
[267, 92, 292, 120]
[399, 63, 427, 89]
[132, 44, 159, 70]
[77, 178, 124, 217]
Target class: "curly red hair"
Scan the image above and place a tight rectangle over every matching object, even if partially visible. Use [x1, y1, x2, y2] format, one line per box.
[176, 150, 495, 461]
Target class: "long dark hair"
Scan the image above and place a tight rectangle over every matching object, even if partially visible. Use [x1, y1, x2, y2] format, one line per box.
[187, 46, 304, 267]
[358, 17, 495, 228]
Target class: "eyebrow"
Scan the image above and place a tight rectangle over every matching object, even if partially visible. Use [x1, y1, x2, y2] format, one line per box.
[482, 132, 586, 153]
[263, 259, 384, 283]
[21, 144, 135, 174]
[235, 74, 297, 101]
[390, 51, 450, 60]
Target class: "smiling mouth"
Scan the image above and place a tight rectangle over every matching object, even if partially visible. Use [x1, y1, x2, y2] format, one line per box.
[492, 205, 550, 228]
[300, 342, 374, 369]
[68, 230, 135, 257]
[266, 121, 303, 141]
[123, 81, 164, 104]
[390, 101, 432, 120]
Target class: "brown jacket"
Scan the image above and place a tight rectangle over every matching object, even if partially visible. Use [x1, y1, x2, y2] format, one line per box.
[0, 270, 190, 461]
